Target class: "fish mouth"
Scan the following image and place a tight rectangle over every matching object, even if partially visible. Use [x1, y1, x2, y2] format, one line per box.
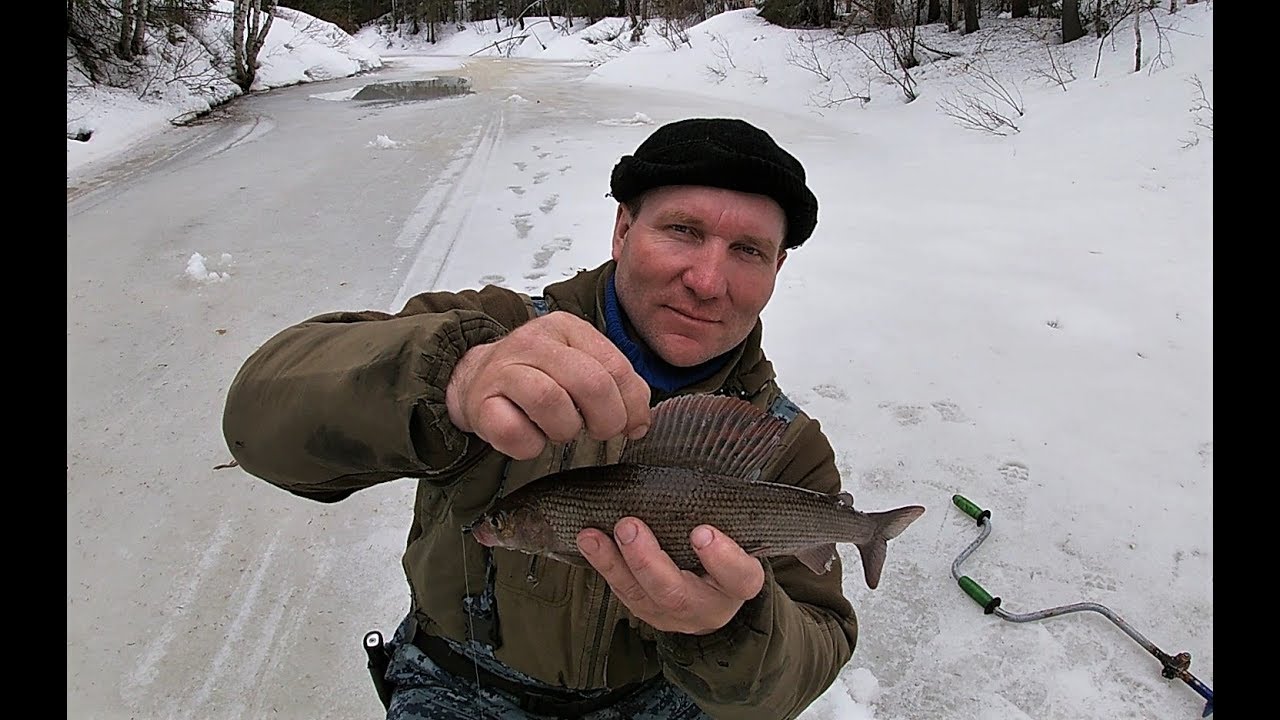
[468, 522, 500, 548]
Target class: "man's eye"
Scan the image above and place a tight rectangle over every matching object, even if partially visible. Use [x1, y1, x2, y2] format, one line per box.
[669, 224, 692, 234]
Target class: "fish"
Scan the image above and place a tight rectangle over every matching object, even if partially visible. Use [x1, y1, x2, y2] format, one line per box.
[466, 393, 926, 589]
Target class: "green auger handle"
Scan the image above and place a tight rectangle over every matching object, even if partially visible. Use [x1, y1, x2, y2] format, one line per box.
[952, 494, 988, 522]
[958, 575, 1000, 613]
[952, 495, 1001, 613]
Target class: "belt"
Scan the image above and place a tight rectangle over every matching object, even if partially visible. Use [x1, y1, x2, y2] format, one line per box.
[412, 631, 653, 719]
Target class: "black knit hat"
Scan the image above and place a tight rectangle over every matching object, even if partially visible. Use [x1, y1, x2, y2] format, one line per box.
[609, 118, 818, 249]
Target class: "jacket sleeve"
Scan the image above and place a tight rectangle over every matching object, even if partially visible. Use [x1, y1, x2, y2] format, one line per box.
[655, 416, 858, 720]
[221, 287, 529, 502]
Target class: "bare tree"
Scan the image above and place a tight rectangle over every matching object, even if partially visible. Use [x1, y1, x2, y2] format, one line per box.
[1011, 0, 1028, 17]
[626, 0, 647, 42]
[963, 0, 977, 33]
[232, 0, 277, 91]
[131, 0, 149, 56]
[838, 2, 923, 102]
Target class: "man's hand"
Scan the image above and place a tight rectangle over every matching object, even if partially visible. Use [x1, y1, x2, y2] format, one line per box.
[577, 518, 766, 636]
[445, 311, 651, 460]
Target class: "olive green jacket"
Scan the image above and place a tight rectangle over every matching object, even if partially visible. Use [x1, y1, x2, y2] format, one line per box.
[222, 261, 858, 720]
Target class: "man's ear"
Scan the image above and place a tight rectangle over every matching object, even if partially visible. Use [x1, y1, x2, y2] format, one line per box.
[776, 248, 788, 272]
[612, 203, 634, 262]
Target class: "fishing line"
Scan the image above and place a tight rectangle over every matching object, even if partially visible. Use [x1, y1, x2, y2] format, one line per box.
[459, 533, 484, 694]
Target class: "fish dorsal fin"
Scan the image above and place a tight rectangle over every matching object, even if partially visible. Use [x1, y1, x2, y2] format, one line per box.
[619, 393, 789, 478]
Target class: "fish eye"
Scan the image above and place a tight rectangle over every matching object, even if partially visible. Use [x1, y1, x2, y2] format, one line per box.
[491, 511, 507, 531]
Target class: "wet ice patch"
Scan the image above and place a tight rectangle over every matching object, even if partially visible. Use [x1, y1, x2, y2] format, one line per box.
[505, 94, 529, 103]
[369, 134, 402, 149]
[186, 252, 231, 283]
[598, 112, 654, 126]
[309, 88, 361, 101]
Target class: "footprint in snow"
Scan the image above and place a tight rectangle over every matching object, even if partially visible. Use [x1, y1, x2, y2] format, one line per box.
[512, 213, 533, 239]
[879, 401, 926, 426]
[931, 400, 970, 423]
[813, 384, 847, 401]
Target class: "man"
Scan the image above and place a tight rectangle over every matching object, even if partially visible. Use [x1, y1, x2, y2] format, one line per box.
[222, 117, 858, 720]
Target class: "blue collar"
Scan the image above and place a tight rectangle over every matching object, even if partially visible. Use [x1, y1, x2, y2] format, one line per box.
[603, 275, 729, 393]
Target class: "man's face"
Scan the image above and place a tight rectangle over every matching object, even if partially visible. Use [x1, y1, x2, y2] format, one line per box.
[611, 185, 788, 368]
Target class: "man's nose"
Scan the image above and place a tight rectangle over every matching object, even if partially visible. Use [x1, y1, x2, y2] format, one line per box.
[681, 242, 729, 300]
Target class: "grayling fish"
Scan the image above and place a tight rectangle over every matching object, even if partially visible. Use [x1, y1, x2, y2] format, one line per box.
[467, 393, 925, 589]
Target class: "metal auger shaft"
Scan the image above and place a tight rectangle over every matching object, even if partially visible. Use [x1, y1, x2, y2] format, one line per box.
[950, 494, 1213, 718]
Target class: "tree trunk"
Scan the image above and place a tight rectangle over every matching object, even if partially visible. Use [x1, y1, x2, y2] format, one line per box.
[233, 0, 246, 85]
[1062, 0, 1084, 43]
[1133, 11, 1141, 72]
[1169, 0, 1177, 11]
[247, 0, 276, 70]
[118, 0, 135, 60]
[1094, 0, 1103, 38]
[963, 0, 977, 33]
[1011, 0, 1028, 18]
[928, 0, 940, 22]
[232, 0, 276, 91]
[874, 0, 893, 28]
[131, 0, 148, 56]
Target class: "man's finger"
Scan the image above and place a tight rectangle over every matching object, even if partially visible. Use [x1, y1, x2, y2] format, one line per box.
[472, 396, 547, 460]
[494, 364, 583, 443]
[577, 529, 651, 607]
[614, 518, 690, 613]
[689, 525, 765, 601]
[534, 344, 630, 441]
[548, 315, 651, 438]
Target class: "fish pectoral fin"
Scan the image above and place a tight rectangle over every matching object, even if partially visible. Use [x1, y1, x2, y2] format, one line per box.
[545, 552, 593, 569]
[793, 543, 838, 575]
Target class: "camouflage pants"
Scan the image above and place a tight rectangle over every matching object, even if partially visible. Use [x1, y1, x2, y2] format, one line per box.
[383, 618, 709, 720]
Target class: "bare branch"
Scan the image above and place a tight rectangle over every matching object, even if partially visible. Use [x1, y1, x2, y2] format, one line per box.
[785, 33, 832, 82]
[938, 56, 1024, 135]
[1188, 73, 1212, 135]
[838, 25, 918, 103]
[1032, 43, 1076, 91]
[938, 93, 1020, 135]
[469, 35, 528, 56]
[707, 31, 735, 69]
[811, 73, 872, 109]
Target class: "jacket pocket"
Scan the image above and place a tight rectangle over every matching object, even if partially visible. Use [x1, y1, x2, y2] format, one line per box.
[492, 548, 575, 606]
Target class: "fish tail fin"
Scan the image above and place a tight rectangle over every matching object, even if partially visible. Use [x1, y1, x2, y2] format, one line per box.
[854, 505, 926, 590]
